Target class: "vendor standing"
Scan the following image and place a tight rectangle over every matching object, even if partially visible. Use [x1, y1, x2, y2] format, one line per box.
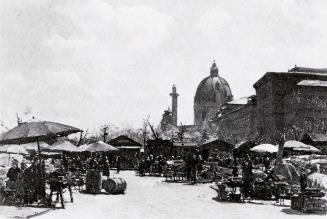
[300, 173, 307, 192]
[116, 155, 121, 174]
[100, 156, 110, 179]
[6, 159, 21, 188]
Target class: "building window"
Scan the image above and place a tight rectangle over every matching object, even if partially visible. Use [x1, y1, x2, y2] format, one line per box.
[202, 111, 207, 121]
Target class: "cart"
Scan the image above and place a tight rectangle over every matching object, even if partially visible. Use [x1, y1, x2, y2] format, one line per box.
[211, 177, 243, 202]
[291, 188, 327, 213]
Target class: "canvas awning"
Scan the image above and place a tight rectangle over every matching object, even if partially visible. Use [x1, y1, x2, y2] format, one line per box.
[284, 140, 310, 149]
[116, 146, 141, 149]
[108, 135, 142, 147]
[200, 138, 234, 152]
[303, 133, 327, 142]
[173, 142, 198, 147]
[250, 144, 278, 154]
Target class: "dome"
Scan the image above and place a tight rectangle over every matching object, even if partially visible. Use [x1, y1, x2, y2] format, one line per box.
[194, 62, 233, 104]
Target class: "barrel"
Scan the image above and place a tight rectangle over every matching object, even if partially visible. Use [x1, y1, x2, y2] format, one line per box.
[85, 170, 102, 194]
[102, 177, 127, 194]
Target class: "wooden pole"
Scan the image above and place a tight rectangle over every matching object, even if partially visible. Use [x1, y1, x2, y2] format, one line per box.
[275, 133, 285, 173]
[37, 138, 41, 164]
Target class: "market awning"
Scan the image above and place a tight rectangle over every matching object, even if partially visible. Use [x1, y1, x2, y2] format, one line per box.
[200, 138, 234, 152]
[173, 142, 198, 147]
[47, 140, 82, 152]
[84, 141, 119, 152]
[250, 144, 278, 154]
[284, 140, 310, 149]
[293, 145, 320, 153]
[108, 135, 142, 147]
[116, 146, 141, 149]
[302, 133, 327, 142]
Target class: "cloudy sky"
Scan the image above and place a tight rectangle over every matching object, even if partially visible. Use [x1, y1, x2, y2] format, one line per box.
[1, 0, 327, 132]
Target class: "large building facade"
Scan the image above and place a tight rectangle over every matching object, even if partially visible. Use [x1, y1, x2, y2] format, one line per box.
[212, 66, 327, 151]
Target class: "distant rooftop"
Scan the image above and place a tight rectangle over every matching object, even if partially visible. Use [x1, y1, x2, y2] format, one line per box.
[289, 66, 327, 73]
[254, 66, 327, 89]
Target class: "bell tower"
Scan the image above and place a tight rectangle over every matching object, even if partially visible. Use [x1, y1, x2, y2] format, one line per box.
[170, 85, 179, 126]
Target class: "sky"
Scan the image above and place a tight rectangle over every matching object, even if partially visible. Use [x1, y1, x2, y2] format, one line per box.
[1, 0, 327, 133]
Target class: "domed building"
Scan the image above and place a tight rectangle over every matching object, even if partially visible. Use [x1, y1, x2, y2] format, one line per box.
[194, 61, 233, 129]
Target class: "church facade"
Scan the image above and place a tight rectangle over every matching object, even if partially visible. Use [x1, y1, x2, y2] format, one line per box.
[194, 62, 233, 129]
[160, 61, 233, 132]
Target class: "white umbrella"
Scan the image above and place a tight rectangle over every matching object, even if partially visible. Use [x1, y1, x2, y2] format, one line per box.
[310, 159, 327, 165]
[0, 144, 29, 155]
[79, 144, 89, 151]
[7, 145, 29, 155]
[284, 140, 310, 149]
[0, 144, 10, 153]
[48, 140, 81, 152]
[293, 145, 320, 153]
[85, 141, 119, 152]
[23, 141, 49, 151]
[250, 144, 278, 153]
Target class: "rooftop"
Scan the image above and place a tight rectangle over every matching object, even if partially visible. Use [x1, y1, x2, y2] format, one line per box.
[297, 80, 327, 87]
[289, 66, 327, 73]
[254, 67, 327, 89]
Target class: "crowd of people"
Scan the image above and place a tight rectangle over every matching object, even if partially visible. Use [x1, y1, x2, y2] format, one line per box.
[0, 153, 124, 207]
[2, 158, 45, 206]
[138, 154, 167, 176]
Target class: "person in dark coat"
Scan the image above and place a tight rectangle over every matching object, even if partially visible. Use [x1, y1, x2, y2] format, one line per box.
[184, 154, 192, 181]
[190, 154, 197, 184]
[116, 155, 121, 174]
[300, 173, 307, 192]
[7, 159, 21, 182]
[87, 156, 98, 170]
[232, 164, 238, 177]
[24, 158, 38, 204]
[264, 157, 270, 173]
[242, 155, 254, 198]
[101, 156, 110, 179]
[49, 169, 65, 208]
[17, 161, 28, 199]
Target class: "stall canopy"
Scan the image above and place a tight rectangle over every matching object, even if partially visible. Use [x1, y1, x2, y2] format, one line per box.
[47, 140, 81, 152]
[301, 133, 327, 154]
[233, 141, 256, 157]
[302, 133, 327, 143]
[293, 145, 320, 153]
[250, 144, 278, 154]
[108, 135, 142, 150]
[85, 141, 119, 152]
[0, 144, 29, 155]
[0, 142, 49, 154]
[173, 141, 198, 147]
[22, 141, 49, 152]
[200, 138, 234, 152]
[0, 120, 81, 145]
[284, 140, 310, 149]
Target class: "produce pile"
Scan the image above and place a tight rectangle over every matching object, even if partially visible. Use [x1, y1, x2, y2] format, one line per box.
[308, 173, 327, 192]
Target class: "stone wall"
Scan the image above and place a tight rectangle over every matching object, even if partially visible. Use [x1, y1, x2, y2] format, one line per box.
[254, 72, 327, 143]
[214, 104, 257, 144]
[284, 86, 327, 138]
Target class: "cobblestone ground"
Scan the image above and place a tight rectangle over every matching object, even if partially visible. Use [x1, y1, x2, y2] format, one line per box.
[3, 171, 326, 219]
